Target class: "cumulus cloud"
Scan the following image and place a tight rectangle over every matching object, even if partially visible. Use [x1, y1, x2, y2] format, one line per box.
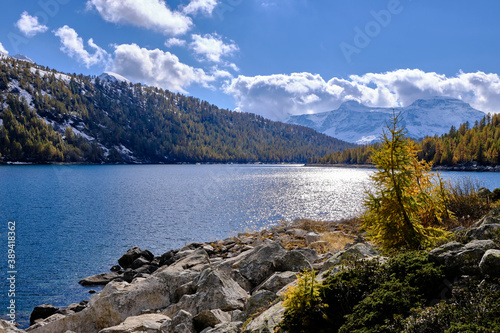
[15, 11, 49, 37]
[225, 69, 500, 121]
[165, 37, 186, 48]
[190, 33, 238, 63]
[183, 0, 218, 16]
[86, 0, 192, 36]
[0, 42, 8, 55]
[112, 43, 214, 93]
[54, 25, 110, 68]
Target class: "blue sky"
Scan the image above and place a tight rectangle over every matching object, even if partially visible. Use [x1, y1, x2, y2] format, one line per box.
[1, 0, 500, 121]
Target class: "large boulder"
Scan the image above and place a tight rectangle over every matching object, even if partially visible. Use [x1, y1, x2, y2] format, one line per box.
[192, 309, 231, 331]
[202, 321, 243, 333]
[30, 304, 59, 325]
[0, 319, 25, 332]
[479, 249, 500, 277]
[243, 290, 277, 318]
[98, 314, 170, 333]
[163, 268, 248, 318]
[430, 240, 497, 275]
[466, 223, 500, 241]
[254, 272, 297, 294]
[159, 310, 193, 333]
[273, 250, 312, 272]
[322, 243, 380, 271]
[118, 247, 153, 269]
[242, 302, 285, 333]
[218, 240, 287, 287]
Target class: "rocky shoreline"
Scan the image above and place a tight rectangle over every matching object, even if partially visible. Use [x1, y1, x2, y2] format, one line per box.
[2, 214, 500, 333]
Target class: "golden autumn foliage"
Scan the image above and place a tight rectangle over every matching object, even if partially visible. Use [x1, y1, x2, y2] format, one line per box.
[362, 112, 450, 250]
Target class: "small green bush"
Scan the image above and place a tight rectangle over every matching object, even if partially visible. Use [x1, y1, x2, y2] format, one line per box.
[401, 280, 500, 333]
[280, 252, 447, 333]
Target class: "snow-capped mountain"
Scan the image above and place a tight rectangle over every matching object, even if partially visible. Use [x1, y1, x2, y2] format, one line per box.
[11, 54, 34, 63]
[98, 71, 131, 84]
[286, 98, 486, 144]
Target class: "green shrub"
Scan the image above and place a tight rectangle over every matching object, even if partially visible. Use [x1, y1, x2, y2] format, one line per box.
[401, 280, 500, 333]
[280, 252, 447, 333]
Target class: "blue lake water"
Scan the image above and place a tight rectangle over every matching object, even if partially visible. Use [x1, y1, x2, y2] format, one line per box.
[1, 164, 500, 327]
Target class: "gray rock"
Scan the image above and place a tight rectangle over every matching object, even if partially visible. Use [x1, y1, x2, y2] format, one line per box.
[236, 240, 287, 286]
[429, 241, 464, 264]
[118, 247, 152, 269]
[244, 290, 277, 318]
[30, 304, 60, 325]
[123, 268, 137, 283]
[305, 232, 321, 245]
[217, 240, 286, 288]
[254, 271, 297, 294]
[79, 272, 120, 286]
[193, 309, 231, 331]
[159, 250, 176, 267]
[229, 269, 253, 292]
[242, 302, 285, 333]
[173, 282, 196, 303]
[164, 268, 249, 318]
[479, 249, 500, 277]
[99, 313, 170, 332]
[131, 257, 151, 270]
[292, 248, 319, 264]
[482, 217, 500, 225]
[0, 319, 25, 332]
[322, 242, 380, 271]
[285, 229, 308, 238]
[26, 314, 66, 331]
[466, 224, 500, 240]
[273, 250, 312, 272]
[433, 240, 497, 275]
[159, 310, 193, 333]
[202, 321, 243, 333]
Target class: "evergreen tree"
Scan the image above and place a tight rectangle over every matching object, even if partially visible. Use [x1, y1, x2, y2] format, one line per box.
[362, 111, 449, 251]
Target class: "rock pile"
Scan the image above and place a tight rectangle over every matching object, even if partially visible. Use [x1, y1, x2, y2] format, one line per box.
[2, 210, 499, 333]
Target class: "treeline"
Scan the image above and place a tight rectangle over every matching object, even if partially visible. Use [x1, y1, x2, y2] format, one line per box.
[0, 57, 355, 163]
[311, 114, 500, 167]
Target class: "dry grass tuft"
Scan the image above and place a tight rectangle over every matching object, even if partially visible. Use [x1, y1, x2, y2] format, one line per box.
[313, 232, 355, 254]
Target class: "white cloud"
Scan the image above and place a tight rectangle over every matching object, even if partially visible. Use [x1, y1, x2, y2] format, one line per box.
[0, 42, 8, 55]
[183, 0, 218, 16]
[190, 33, 238, 63]
[212, 68, 232, 78]
[86, 0, 192, 36]
[165, 37, 187, 48]
[112, 43, 214, 93]
[225, 69, 500, 121]
[54, 25, 110, 68]
[15, 11, 48, 37]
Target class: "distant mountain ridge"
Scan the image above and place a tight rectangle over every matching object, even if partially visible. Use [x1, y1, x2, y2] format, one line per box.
[287, 97, 486, 144]
[0, 56, 354, 164]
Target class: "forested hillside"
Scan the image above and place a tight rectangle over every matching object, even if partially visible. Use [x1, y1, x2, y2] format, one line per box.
[0, 57, 355, 164]
[311, 114, 500, 167]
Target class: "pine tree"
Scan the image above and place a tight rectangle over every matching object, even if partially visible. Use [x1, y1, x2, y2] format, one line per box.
[363, 111, 449, 251]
